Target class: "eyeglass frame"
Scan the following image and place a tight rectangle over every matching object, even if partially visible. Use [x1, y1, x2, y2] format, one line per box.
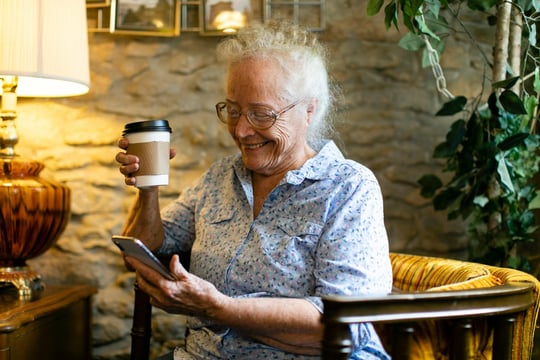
[215, 99, 303, 130]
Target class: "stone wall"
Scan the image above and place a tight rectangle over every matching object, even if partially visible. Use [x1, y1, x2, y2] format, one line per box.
[4, 1, 494, 358]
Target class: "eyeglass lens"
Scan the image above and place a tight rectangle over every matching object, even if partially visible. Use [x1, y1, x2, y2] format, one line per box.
[216, 100, 301, 130]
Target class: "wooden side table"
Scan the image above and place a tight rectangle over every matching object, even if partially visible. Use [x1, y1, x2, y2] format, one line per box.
[0, 285, 96, 360]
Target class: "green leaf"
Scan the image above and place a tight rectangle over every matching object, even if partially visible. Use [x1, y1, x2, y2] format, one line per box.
[436, 96, 467, 116]
[367, 0, 385, 16]
[403, 0, 425, 17]
[524, 95, 538, 120]
[499, 90, 527, 115]
[497, 157, 515, 192]
[528, 191, 540, 209]
[424, 0, 441, 17]
[424, 15, 449, 34]
[534, 67, 540, 93]
[433, 188, 462, 210]
[402, 14, 416, 33]
[497, 133, 529, 151]
[445, 119, 467, 150]
[417, 16, 440, 40]
[492, 76, 519, 90]
[384, 2, 399, 29]
[418, 174, 443, 198]
[398, 32, 425, 51]
[421, 47, 431, 68]
[473, 195, 489, 207]
[520, 211, 536, 231]
[433, 141, 453, 158]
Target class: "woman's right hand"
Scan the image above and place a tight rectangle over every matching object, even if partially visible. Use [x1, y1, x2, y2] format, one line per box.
[115, 137, 140, 186]
[115, 137, 177, 187]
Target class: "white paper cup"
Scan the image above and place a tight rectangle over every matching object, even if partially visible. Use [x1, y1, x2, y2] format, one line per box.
[123, 120, 172, 188]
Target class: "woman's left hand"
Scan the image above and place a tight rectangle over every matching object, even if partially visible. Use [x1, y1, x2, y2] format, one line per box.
[125, 254, 323, 355]
[125, 255, 227, 318]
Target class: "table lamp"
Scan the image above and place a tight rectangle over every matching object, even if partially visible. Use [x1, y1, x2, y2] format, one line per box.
[0, 0, 90, 298]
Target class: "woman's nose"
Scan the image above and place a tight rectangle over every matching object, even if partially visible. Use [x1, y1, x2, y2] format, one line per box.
[232, 114, 256, 137]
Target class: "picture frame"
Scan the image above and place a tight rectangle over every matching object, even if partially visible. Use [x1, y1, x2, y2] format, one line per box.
[111, 0, 180, 37]
[87, 7, 112, 32]
[264, 0, 325, 32]
[179, 0, 200, 32]
[201, 0, 262, 36]
[86, 0, 111, 8]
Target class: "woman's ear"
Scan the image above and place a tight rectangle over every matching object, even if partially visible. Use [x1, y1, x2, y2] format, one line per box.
[306, 98, 318, 125]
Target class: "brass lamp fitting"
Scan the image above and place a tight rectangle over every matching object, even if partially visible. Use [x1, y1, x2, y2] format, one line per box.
[0, 76, 19, 156]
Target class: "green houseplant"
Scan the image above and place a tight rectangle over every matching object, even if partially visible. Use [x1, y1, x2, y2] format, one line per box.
[367, 0, 540, 271]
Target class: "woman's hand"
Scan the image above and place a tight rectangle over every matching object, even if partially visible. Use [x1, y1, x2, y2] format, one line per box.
[126, 255, 227, 318]
[115, 137, 177, 187]
[115, 137, 139, 186]
[125, 255, 323, 355]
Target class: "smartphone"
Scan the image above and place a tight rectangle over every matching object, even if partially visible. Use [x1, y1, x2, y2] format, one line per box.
[112, 235, 176, 280]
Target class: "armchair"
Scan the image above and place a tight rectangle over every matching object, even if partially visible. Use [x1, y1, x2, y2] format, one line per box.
[129, 252, 540, 359]
[322, 252, 540, 359]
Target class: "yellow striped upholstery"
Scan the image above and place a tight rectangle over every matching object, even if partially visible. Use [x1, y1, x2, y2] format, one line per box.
[391, 252, 503, 292]
[381, 253, 540, 359]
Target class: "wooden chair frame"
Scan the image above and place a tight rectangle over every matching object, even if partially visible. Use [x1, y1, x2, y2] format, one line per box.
[131, 283, 152, 360]
[321, 283, 536, 360]
[131, 252, 190, 360]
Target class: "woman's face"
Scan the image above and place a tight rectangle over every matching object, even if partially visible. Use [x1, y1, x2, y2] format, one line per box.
[225, 57, 314, 177]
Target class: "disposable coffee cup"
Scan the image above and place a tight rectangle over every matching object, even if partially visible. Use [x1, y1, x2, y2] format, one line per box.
[122, 120, 172, 188]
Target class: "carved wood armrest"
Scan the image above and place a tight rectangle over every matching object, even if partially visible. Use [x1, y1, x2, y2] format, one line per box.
[321, 283, 535, 360]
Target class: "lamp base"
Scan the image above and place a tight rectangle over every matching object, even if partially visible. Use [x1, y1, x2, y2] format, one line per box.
[0, 266, 44, 298]
[0, 156, 70, 300]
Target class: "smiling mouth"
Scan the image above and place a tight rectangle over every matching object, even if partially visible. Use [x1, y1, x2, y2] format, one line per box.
[242, 142, 268, 150]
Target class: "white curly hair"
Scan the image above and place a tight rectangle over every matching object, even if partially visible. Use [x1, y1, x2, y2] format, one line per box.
[216, 21, 337, 149]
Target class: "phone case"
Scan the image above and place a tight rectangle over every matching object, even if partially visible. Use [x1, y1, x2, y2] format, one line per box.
[112, 235, 175, 280]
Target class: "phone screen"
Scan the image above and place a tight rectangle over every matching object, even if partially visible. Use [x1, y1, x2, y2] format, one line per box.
[112, 235, 175, 280]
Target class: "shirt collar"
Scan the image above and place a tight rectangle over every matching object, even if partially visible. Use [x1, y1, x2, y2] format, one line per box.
[285, 140, 342, 184]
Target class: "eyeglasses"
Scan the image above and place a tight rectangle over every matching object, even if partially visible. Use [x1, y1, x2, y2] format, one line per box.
[215, 99, 302, 130]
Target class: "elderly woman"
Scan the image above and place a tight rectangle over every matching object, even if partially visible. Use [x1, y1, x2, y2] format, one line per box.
[116, 21, 392, 359]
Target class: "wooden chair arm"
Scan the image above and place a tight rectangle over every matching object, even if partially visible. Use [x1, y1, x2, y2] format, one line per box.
[130, 251, 190, 360]
[321, 283, 535, 360]
[131, 282, 152, 360]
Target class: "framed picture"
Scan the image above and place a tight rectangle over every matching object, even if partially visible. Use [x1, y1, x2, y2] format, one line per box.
[87, 7, 112, 32]
[111, 0, 180, 37]
[201, 0, 262, 36]
[86, 0, 111, 7]
[265, 0, 325, 32]
[180, 0, 200, 31]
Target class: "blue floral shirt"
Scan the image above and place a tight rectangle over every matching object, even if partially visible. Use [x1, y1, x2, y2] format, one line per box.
[160, 140, 392, 359]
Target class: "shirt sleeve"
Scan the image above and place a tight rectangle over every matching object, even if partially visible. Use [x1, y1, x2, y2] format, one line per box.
[314, 167, 393, 297]
[157, 182, 200, 256]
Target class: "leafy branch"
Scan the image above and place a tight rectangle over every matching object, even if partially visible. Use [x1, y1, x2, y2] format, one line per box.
[367, 0, 540, 271]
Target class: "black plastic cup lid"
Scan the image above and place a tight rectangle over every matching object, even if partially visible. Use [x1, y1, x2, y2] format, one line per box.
[122, 120, 172, 135]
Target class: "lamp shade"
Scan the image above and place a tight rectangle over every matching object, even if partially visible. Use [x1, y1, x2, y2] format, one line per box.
[0, 0, 90, 97]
